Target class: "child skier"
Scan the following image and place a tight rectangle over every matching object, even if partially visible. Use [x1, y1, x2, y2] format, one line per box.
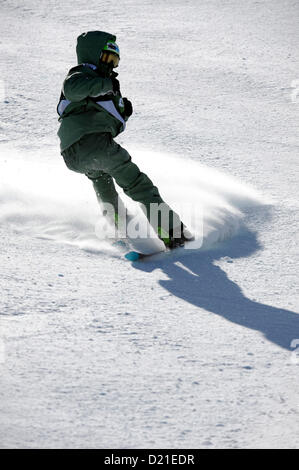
[57, 30, 191, 248]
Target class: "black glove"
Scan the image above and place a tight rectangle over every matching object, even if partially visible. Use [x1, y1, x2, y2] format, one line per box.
[123, 97, 133, 117]
[111, 76, 120, 94]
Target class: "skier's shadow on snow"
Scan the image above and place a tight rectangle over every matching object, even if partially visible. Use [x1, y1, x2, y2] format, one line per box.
[132, 226, 299, 351]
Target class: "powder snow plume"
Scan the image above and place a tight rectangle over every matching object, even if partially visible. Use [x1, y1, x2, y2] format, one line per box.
[0, 143, 267, 253]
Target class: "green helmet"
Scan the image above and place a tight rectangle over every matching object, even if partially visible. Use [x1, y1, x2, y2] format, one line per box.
[102, 41, 120, 56]
[100, 41, 120, 68]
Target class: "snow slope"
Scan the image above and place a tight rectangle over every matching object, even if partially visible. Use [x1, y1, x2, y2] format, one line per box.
[0, 0, 298, 448]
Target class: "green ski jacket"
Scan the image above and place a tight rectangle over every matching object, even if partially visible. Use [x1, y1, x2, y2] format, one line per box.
[57, 31, 129, 152]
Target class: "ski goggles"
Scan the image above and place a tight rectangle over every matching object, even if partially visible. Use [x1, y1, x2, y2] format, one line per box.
[101, 41, 120, 68]
[100, 50, 120, 68]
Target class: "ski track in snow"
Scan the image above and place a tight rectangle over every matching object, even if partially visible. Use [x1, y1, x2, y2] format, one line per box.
[0, 0, 299, 450]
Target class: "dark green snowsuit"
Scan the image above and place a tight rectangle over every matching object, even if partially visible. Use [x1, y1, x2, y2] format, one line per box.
[57, 31, 181, 235]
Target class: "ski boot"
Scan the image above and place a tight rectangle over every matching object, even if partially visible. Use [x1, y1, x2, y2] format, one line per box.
[158, 223, 194, 249]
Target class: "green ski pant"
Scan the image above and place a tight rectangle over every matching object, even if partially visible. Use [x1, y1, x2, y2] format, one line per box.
[61, 132, 181, 234]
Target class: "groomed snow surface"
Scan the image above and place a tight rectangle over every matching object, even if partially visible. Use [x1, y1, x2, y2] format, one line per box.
[0, 0, 298, 448]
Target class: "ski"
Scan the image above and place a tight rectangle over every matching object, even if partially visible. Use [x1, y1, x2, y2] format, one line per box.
[124, 238, 196, 262]
[124, 251, 148, 261]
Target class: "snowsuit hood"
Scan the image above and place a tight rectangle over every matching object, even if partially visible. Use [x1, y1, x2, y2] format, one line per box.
[76, 30, 116, 66]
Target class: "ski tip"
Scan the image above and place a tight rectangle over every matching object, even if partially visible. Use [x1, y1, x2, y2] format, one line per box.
[125, 251, 141, 261]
